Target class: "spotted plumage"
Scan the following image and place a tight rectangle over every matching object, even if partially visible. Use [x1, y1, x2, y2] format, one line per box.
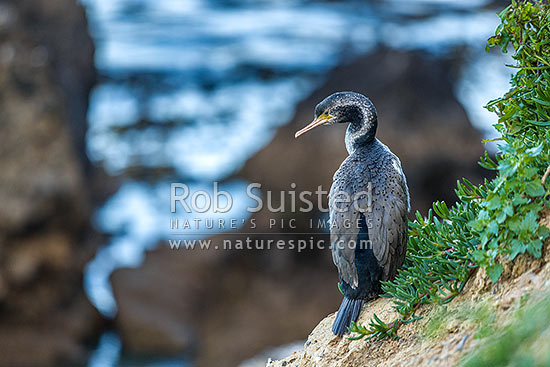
[295, 91, 410, 336]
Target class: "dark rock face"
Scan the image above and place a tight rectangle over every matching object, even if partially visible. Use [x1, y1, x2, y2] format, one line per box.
[112, 239, 338, 366]
[0, 1, 100, 365]
[111, 49, 491, 367]
[15, 0, 97, 169]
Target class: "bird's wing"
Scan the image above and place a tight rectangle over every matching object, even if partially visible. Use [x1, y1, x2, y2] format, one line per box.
[329, 155, 409, 288]
[329, 158, 370, 289]
[368, 158, 409, 280]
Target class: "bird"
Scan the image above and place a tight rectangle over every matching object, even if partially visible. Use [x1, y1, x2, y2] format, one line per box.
[295, 91, 410, 336]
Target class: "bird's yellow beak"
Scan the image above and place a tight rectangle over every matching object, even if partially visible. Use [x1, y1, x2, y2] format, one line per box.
[294, 113, 333, 138]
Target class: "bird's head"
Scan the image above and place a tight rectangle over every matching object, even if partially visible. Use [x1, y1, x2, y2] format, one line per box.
[294, 91, 377, 140]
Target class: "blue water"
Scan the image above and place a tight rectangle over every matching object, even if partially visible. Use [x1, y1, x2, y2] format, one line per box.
[78, 0, 512, 364]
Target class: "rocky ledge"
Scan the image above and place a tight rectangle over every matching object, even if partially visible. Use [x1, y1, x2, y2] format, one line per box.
[267, 215, 550, 367]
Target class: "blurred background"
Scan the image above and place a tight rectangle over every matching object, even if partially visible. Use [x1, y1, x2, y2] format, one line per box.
[0, 0, 510, 366]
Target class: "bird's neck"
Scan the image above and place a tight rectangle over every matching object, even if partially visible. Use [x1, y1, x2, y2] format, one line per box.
[344, 104, 377, 154]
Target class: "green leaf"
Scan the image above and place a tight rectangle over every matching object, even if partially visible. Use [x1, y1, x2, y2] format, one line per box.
[521, 211, 539, 233]
[486, 264, 503, 283]
[512, 196, 529, 206]
[527, 120, 550, 127]
[478, 151, 498, 170]
[496, 210, 508, 224]
[531, 97, 550, 106]
[503, 204, 514, 216]
[538, 225, 550, 237]
[487, 220, 499, 235]
[509, 239, 526, 260]
[524, 167, 539, 177]
[487, 35, 501, 47]
[485, 196, 502, 210]
[527, 239, 543, 258]
[525, 181, 545, 197]
[498, 159, 518, 176]
[508, 217, 522, 233]
[468, 219, 486, 232]
[525, 144, 543, 157]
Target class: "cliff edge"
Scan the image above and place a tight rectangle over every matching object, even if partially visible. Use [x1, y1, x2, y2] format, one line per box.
[268, 213, 550, 367]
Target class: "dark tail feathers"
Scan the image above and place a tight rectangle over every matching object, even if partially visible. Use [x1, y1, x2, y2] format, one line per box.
[332, 297, 364, 336]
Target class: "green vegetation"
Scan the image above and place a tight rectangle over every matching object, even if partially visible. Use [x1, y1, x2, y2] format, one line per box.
[462, 294, 550, 367]
[422, 298, 495, 340]
[349, 0, 550, 341]
[475, 0, 550, 280]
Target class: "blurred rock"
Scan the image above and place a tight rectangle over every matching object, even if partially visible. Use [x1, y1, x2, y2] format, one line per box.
[16, 0, 97, 169]
[0, 0, 100, 365]
[111, 48, 491, 367]
[111, 246, 211, 356]
[112, 240, 338, 367]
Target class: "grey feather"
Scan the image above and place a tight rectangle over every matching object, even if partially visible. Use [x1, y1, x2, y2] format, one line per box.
[329, 139, 409, 289]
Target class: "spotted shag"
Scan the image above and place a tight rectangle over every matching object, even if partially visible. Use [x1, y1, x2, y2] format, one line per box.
[295, 91, 410, 336]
